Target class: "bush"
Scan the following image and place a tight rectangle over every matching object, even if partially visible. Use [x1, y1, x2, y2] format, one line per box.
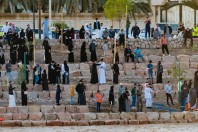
[53, 22, 69, 29]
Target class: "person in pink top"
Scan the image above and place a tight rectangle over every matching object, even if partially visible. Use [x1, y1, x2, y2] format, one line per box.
[160, 34, 170, 56]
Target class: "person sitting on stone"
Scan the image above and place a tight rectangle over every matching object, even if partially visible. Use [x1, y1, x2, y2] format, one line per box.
[124, 45, 134, 63]
[184, 28, 193, 48]
[134, 47, 144, 63]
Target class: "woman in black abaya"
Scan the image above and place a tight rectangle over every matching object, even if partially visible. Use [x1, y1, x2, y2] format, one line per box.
[80, 41, 87, 63]
[90, 62, 99, 84]
[21, 81, 28, 106]
[112, 62, 120, 84]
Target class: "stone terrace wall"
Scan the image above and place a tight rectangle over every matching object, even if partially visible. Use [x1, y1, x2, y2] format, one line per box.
[0, 106, 198, 126]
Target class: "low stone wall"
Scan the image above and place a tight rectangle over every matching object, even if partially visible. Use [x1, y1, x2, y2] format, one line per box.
[42, 38, 198, 49]
[0, 106, 197, 127]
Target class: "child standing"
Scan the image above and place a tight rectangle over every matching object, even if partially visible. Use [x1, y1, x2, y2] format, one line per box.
[70, 84, 75, 105]
[96, 90, 103, 112]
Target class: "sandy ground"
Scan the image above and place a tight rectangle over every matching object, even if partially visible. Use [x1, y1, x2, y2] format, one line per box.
[0, 123, 196, 132]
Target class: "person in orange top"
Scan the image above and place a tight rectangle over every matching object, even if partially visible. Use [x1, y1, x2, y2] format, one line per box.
[96, 90, 103, 112]
[70, 84, 75, 105]
[160, 34, 170, 56]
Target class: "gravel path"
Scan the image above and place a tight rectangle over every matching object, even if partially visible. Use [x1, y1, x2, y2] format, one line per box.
[0, 123, 196, 132]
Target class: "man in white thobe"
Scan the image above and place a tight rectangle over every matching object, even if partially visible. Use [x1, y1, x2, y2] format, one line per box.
[98, 58, 106, 84]
[144, 83, 152, 108]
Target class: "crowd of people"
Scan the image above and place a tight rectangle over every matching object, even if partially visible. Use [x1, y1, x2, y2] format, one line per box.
[1, 17, 198, 113]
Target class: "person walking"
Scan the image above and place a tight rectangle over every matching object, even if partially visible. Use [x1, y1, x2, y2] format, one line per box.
[108, 86, 115, 112]
[156, 61, 163, 83]
[160, 34, 170, 56]
[75, 79, 86, 105]
[42, 16, 49, 38]
[136, 84, 143, 112]
[144, 83, 153, 109]
[89, 40, 97, 62]
[70, 84, 75, 105]
[90, 61, 99, 84]
[61, 61, 70, 84]
[6, 60, 13, 82]
[147, 60, 153, 84]
[21, 81, 28, 106]
[112, 62, 120, 84]
[131, 83, 137, 109]
[165, 81, 174, 106]
[131, 23, 140, 39]
[144, 17, 151, 39]
[8, 81, 16, 107]
[96, 90, 103, 112]
[56, 84, 62, 106]
[42, 69, 49, 91]
[98, 59, 106, 84]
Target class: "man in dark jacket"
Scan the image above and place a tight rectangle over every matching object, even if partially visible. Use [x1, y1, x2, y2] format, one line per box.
[76, 79, 86, 105]
[184, 28, 193, 47]
[131, 23, 140, 39]
[164, 24, 172, 38]
[124, 45, 134, 62]
[94, 18, 101, 30]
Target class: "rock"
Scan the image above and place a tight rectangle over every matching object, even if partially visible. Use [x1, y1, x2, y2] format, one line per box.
[153, 84, 164, 90]
[38, 91, 50, 99]
[0, 113, 12, 120]
[29, 106, 40, 112]
[1, 120, 22, 127]
[150, 120, 164, 124]
[77, 105, 89, 113]
[71, 113, 84, 121]
[105, 120, 119, 125]
[0, 107, 6, 113]
[22, 121, 31, 127]
[120, 112, 136, 120]
[106, 71, 113, 80]
[31, 121, 46, 126]
[49, 91, 56, 101]
[7, 107, 18, 113]
[136, 112, 148, 121]
[125, 70, 136, 77]
[99, 85, 110, 91]
[177, 62, 189, 70]
[146, 112, 159, 121]
[160, 112, 171, 120]
[18, 106, 29, 113]
[123, 63, 136, 70]
[162, 62, 175, 69]
[84, 113, 97, 121]
[29, 112, 43, 120]
[66, 105, 77, 113]
[12, 113, 28, 120]
[44, 113, 57, 120]
[41, 105, 54, 113]
[80, 63, 90, 70]
[162, 56, 176, 62]
[2, 92, 9, 100]
[47, 120, 63, 126]
[177, 55, 190, 62]
[77, 121, 89, 126]
[171, 112, 184, 120]
[54, 106, 65, 113]
[190, 55, 198, 62]
[57, 112, 72, 121]
[155, 91, 166, 100]
[128, 120, 139, 125]
[81, 70, 91, 77]
[96, 113, 109, 120]
[119, 120, 128, 125]
[184, 112, 195, 120]
[148, 55, 161, 63]
[63, 121, 78, 126]
[16, 91, 21, 99]
[109, 113, 120, 120]
[27, 92, 38, 99]
[89, 120, 105, 125]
